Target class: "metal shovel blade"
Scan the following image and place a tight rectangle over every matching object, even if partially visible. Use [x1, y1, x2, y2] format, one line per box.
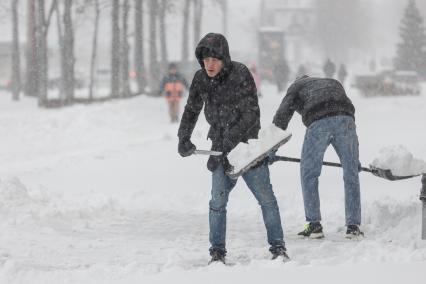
[369, 165, 421, 181]
[193, 149, 223, 156]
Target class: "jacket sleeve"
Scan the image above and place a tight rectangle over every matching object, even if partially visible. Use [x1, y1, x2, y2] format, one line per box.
[273, 82, 300, 130]
[177, 73, 204, 140]
[226, 66, 259, 142]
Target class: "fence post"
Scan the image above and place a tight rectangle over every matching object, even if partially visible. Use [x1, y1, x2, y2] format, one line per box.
[421, 174, 426, 240]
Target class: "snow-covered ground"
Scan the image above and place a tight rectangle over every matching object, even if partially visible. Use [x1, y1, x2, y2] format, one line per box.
[0, 83, 425, 284]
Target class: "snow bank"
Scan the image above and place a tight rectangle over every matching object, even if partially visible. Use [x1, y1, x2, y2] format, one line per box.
[227, 124, 291, 173]
[370, 145, 426, 176]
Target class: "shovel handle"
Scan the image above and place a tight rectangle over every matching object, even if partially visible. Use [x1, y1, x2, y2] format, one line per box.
[273, 156, 371, 172]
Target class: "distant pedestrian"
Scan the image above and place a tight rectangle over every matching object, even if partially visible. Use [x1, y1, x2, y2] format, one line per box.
[273, 59, 290, 93]
[159, 63, 189, 123]
[323, 58, 336, 78]
[296, 64, 307, 78]
[338, 64, 348, 85]
[249, 63, 262, 97]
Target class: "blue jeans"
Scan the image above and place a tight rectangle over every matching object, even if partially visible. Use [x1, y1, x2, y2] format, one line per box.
[301, 115, 361, 226]
[209, 163, 285, 251]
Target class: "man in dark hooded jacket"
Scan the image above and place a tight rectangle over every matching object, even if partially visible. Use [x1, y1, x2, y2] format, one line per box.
[177, 33, 288, 264]
[273, 75, 363, 239]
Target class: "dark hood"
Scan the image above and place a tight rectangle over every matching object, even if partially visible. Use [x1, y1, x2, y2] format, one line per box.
[195, 33, 232, 73]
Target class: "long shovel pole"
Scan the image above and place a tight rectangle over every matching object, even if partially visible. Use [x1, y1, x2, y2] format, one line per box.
[421, 174, 426, 240]
[273, 156, 372, 172]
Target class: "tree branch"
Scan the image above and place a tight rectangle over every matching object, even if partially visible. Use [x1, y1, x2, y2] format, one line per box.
[44, 0, 58, 37]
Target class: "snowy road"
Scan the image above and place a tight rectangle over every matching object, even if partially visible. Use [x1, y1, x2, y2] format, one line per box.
[0, 84, 425, 283]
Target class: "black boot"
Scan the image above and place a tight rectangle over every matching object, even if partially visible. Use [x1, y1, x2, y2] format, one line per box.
[270, 245, 290, 261]
[208, 248, 226, 264]
[346, 225, 364, 239]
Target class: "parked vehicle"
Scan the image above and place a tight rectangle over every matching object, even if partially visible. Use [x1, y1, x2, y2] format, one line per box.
[354, 70, 421, 96]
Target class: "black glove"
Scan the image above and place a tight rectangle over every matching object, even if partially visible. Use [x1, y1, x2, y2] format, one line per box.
[178, 138, 196, 157]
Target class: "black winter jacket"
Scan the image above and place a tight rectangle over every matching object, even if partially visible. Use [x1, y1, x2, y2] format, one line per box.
[177, 33, 260, 171]
[273, 76, 355, 130]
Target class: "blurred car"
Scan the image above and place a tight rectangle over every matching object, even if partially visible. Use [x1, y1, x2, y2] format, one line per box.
[354, 70, 421, 96]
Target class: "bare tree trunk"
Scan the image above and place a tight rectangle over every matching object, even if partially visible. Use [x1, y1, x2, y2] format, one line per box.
[56, 2, 65, 102]
[159, 0, 168, 72]
[193, 0, 202, 48]
[25, 0, 38, 97]
[111, 0, 121, 97]
[89, 0, 100, 101]
[121, 0, 130, 97]
[134, 0, 146, 94]
[63, 0, 75, 104]
[181, 0, 190, 68]
[36, 0, 48, 106]
[11, 0, 21, 101]
[148, 0, 159, 93]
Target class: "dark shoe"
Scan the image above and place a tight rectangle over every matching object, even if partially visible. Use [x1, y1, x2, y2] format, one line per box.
[346, 225, 364, 239]
[297, 222, 324, 239]
[270, 245, 290, 261]
[208, 248, 226, 264]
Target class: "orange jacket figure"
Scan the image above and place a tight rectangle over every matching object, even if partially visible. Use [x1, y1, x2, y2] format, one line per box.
[159, 63, 189, 122]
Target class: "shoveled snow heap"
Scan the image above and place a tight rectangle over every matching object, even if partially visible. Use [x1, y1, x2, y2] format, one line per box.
[227, 124, 291, 174]
[371, 145, 426, 176]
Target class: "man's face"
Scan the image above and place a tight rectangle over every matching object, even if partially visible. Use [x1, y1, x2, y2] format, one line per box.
[203, 57, 223, 77]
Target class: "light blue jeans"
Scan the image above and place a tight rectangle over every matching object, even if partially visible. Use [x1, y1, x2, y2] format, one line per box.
[209, 163, 285, 252]
[301, 115, 361, 226]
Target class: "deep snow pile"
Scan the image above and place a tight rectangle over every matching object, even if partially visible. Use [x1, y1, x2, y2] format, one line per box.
[371, 145, 426, 176]
[0, 84, 425, 284]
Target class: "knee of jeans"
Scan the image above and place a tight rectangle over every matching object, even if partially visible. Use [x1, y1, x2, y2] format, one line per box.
[209, 198, 227, 212]
[301, 167, 321, 180]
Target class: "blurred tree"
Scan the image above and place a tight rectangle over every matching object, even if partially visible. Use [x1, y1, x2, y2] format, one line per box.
[25, 0, 37, 97]
[148, 0, 160, 93]
[121, 0, 131, 97]
[63, 0, 75, 104]
[134, 0, 146, 94]
[159, 0, 169, 72]
[35, 0, 57, 107]
[181, 0, 190, 69]
[111, 0, 120, 97]
[89, 0, 101, 101]
[394, 0, 426, 77]
[11, 0, 21, 101]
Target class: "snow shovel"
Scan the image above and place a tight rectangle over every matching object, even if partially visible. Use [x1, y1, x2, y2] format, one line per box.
[271, 155, 422, 181]
[193, 149, 222, 156]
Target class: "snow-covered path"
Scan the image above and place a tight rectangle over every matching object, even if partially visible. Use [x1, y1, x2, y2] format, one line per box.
[0, 84, 425, 283]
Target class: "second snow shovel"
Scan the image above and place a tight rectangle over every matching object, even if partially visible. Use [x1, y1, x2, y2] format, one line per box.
[271, 155, 422, 181]
[193, 149, 222, 156]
